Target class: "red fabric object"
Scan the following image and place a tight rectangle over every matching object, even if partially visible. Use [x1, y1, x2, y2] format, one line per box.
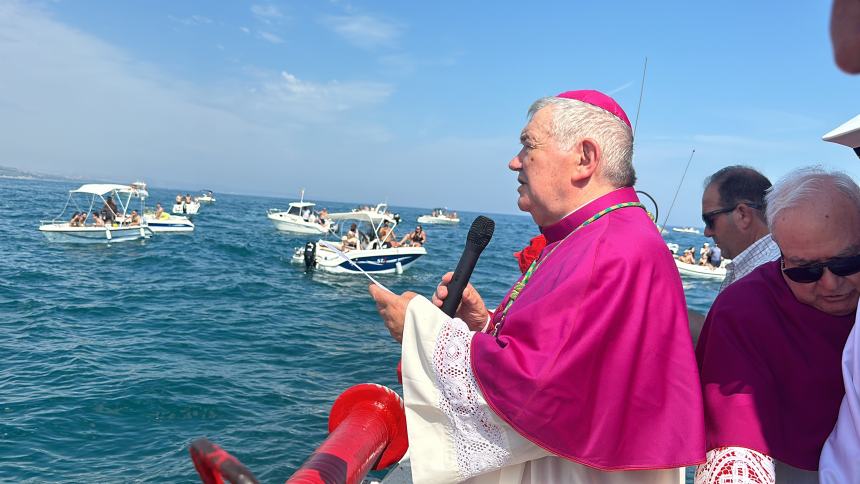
[556, 90, 631, 128]
[697, 261, 854, 470]
[514, 234, 546, 274]
[472, 187, 705, 470]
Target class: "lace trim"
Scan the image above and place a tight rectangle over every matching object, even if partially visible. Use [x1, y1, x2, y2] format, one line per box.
[432, 318, 510, 480]
[695, 447, 776, 484]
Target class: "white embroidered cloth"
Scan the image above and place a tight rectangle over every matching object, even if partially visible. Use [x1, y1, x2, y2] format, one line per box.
[400, 295, 686, 484]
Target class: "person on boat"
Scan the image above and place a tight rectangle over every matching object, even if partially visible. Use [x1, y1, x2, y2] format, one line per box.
[154, 203, 164, 220]
[68, 211, 81, 227]
[698, 242, 711, 266]
[680, 248, 696, 265]
[175, 194, 183, 205]
[101, 196, 118, 224]
[706, 244, 722, 269]
[369, 89, 704, 483]
[92, 211, 104, 227]
[128, 210, 141, 226]
[341, 223, 359, 251]
[696, 167, 860, 484]
[318, 208, 328, 225]
[378, 220, 400, 248]
[185, 193, 193, 205]
[400, 225, 426, 247]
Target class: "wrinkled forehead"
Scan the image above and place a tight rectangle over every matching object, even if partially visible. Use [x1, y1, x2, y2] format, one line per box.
[774, 203, 860, 262]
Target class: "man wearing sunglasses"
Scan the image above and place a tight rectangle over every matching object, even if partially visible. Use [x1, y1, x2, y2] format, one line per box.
[696, 167, 860, 483]
[701, 166, 779, 291]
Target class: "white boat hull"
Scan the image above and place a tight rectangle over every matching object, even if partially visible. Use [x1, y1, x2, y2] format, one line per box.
[39, 224, 153, 244]
[674, 259, 726, 280]
[268, 212, 330, 235]
[417, 215, 459, 224]
[293, 243, 426, 274]
[197, 196, 215, 204]
[144, 214, 194, 233]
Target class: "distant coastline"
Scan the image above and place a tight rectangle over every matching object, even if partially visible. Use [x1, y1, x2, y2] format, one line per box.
[0, 165, 74, 182]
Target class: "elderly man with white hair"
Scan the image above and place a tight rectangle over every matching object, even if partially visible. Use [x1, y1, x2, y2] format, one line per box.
[371, 90, 705, 483]
[695, 167, 860, 484]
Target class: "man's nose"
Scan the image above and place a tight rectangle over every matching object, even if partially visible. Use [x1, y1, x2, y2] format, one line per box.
[508, 152, 523, 171]
[819, 268, 844, 291]
[703, 225, 714, 238]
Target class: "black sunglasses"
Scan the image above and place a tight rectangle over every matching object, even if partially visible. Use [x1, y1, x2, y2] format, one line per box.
[701, 203, 762, 230]
[781, 253, 860, 283]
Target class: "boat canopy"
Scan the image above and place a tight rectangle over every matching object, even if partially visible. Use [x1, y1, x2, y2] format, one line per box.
[327, 211, 395, 224]
[288, 202, 316, 208]
[71, 183, 148, 197]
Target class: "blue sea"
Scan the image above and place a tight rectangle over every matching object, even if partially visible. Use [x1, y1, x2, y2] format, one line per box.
[0, 178, 720, 482]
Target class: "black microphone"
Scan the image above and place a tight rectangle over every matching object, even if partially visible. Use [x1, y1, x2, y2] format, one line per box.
[441, 216, 495, 317]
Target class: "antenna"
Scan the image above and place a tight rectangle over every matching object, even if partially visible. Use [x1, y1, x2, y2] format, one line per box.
[633, 57, 648, 138]
[659, 149, 696, 234]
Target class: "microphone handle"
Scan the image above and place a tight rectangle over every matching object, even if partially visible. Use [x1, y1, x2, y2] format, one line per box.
[440, 246, 481, 317]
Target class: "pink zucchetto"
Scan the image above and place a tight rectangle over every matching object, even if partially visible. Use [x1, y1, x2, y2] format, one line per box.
[557, 90, 631, 128]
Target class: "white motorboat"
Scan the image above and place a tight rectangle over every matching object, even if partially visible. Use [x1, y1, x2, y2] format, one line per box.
[39, 182, 153, 244]
[674, 259, 726, 280]
[417, 207, 460, 225]
[173, 201, 200, 216]
[352, 203, 401, 223]
[293, 210, 425, 274]
[672, 226, 701, 234]
[144, 212, 194, 233]
[267, 192, 331, 235]
[197, 190, 216, 204]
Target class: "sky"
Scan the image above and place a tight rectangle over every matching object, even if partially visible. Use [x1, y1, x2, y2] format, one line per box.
[0, 0, 858, 226]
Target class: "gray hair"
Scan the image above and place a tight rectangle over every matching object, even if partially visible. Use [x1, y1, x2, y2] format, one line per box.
[528, 96, 635, 187]
[766, 166, 860, 232]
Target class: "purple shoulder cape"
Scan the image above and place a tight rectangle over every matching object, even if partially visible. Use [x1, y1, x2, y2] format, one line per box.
[472, 187, 706, 470]
[697, 260, 854, 470]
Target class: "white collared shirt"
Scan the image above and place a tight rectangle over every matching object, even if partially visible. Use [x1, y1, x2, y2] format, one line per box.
[719, 234, 781, 292]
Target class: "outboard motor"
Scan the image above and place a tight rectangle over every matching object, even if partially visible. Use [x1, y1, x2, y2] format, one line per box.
[303, 241, 317, 272]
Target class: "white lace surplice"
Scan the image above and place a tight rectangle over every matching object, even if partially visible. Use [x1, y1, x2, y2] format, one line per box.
[400, 295, 685, 484]
[820, 323, 860, 483]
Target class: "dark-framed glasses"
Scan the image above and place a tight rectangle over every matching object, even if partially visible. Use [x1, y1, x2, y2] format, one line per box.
[701, 202, 762, 230]
[781, 253, 860, 283]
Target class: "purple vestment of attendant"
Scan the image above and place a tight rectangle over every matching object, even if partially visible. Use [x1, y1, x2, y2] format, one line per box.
[697, 260, 855, 470]
[470, 187, 706, 470]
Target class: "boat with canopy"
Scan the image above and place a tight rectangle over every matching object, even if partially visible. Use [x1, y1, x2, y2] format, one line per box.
[39, 182, 153, 243]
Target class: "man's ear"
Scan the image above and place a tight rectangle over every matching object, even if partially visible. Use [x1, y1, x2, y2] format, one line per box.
[573, 138, 601, 180]
[735, 203, 756, 229]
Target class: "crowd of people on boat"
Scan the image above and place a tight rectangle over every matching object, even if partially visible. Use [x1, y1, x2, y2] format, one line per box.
[66, 195, 145, 227]
[676, 242, 723, 268]
[339, 222, 426, 251]
[430, 209, 458, 219]
[301, 207, 328, 226]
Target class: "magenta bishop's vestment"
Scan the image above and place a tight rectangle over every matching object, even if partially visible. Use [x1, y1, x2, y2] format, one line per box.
[471, 187, 706, 470]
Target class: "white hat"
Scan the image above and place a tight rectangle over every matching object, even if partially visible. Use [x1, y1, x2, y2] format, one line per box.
[823, 114, 860, 150]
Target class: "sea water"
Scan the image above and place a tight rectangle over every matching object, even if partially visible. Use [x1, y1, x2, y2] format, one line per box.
[0, 178, 720, 482]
